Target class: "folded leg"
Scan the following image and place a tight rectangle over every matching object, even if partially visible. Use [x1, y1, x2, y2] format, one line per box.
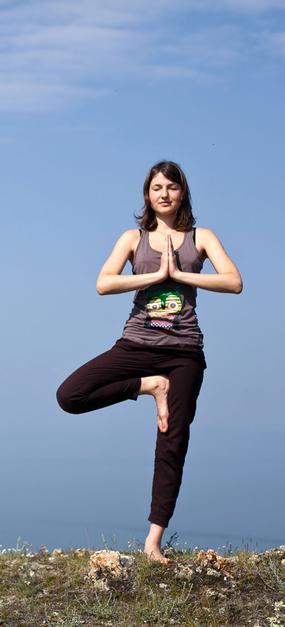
[56, 343, 154, 414]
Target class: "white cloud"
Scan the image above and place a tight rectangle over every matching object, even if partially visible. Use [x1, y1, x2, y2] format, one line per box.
[0, 81, 110, 112]
[218, 0, 285, 10]
[152, 26, 243, 70]
[181, 0, 285, 10]
[263, 30, 285, 54]
[0, 134, 13, 143]
[0, 0, 284, 112]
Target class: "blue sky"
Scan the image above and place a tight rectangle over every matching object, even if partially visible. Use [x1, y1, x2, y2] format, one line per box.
[0, 0, 284, 553]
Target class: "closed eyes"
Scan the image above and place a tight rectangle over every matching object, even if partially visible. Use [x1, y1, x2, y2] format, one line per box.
[152, 185, 179, 190]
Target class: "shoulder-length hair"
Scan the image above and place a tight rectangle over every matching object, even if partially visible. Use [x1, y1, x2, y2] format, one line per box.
[134, 160, 196, 231]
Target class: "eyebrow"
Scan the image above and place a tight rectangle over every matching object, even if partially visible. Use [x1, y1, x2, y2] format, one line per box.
[151, 182, 179, 186]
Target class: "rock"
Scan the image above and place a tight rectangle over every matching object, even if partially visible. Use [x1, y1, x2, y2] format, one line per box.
[174, 564, 195, 580]
[206, 567, 221, 577]
[86, 550, 135, 591]
[195, 549, 236, 579]
[51, 549, 64, 557]
[49, 549, 68, 561]
[74, 548, 90, 557]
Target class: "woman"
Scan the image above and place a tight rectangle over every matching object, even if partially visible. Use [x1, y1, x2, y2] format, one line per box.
[56, 160, 243, 564]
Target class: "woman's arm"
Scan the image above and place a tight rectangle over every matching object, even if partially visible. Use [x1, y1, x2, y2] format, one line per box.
[96, 230, 164, 295]
[172, 228, 243, 294]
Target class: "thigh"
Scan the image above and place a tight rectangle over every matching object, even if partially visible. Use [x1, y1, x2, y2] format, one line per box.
[58, 343, 158, 396]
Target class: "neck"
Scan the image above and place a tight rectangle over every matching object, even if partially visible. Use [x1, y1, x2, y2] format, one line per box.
[155, 216, 176, 233]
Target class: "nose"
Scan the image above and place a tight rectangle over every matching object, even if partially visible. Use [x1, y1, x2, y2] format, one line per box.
[161, 187, 170, 199]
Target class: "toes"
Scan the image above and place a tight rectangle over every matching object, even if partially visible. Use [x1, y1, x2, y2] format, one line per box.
[147, 554, 171, 564]
[158, 416, 168, 432]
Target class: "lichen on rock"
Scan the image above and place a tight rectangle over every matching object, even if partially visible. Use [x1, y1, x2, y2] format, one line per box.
[86, 549, 135, 591]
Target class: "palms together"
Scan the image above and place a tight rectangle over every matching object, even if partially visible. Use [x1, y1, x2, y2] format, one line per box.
[160, 234, 180, 280]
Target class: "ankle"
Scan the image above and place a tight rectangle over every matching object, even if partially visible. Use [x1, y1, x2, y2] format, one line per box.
[145, 523, 165, 546]
[145, 536, 160, 548]
[139, 375, 158, 395]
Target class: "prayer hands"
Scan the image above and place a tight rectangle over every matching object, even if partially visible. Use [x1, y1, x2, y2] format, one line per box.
[158, 233, 181, 281]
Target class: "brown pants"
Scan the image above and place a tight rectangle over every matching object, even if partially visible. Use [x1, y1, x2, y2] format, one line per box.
[56, 337, 206, 528]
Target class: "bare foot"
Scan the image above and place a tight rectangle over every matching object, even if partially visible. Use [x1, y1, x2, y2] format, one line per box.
[139, 375, 170, 432]
[144, 538, 172, 564]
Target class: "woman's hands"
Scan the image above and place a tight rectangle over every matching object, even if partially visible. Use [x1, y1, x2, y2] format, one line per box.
[168, 234, 181, 280]
[157, 233, 181, 282]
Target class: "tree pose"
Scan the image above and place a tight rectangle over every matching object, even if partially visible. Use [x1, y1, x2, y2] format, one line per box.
[56, 160, 243, 563]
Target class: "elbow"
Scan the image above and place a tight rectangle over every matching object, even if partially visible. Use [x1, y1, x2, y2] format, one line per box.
[233, 276, 243, 294]
[96, 272, 109, 295]
[96, 281, 105, 295]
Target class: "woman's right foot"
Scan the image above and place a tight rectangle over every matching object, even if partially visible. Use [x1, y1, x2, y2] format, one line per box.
[139, 375, 170, 432]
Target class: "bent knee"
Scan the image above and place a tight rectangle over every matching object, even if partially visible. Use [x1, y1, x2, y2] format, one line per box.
[56, 384, 82, 414]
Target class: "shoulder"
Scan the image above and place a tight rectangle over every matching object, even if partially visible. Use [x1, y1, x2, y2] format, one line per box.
[115, 229, 140, 245]
[195, 227, 220, 246]
[195, 227, 216, 238]
[194, 227, 220, 262]
[117, 229, 141, 262]
[119, 228, 140, 239]
[121, 228, 140, 244]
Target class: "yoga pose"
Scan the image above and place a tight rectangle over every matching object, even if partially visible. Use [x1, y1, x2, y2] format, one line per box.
[56, 160, 243, 563]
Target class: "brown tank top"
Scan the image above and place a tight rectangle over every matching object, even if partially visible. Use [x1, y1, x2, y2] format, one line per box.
[118, 228, 206, 366]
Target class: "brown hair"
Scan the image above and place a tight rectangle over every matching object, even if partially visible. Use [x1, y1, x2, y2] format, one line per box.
[134, 160, 196, 231]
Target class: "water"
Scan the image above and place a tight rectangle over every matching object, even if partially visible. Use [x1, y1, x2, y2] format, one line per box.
[1, 514, 283, 556]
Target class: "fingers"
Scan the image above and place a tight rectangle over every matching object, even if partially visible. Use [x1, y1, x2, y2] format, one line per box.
[165, 234, 172, 248]
[167, 234, 174, 255]
[163, 234, 170, 259]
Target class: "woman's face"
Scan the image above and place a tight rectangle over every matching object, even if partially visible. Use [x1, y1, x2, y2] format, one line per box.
[148, 171, 183, 216]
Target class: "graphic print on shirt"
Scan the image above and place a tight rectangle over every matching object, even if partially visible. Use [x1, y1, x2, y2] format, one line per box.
[143, 286, 184, 331]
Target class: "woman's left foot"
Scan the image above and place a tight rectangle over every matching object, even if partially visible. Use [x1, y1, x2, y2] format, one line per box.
[144, 538, 172, 564]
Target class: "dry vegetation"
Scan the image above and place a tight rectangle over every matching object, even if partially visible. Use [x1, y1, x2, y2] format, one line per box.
[0, 536, 284, 626]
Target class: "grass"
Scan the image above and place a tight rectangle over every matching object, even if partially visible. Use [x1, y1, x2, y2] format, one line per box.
[0, 536, 284, 626]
